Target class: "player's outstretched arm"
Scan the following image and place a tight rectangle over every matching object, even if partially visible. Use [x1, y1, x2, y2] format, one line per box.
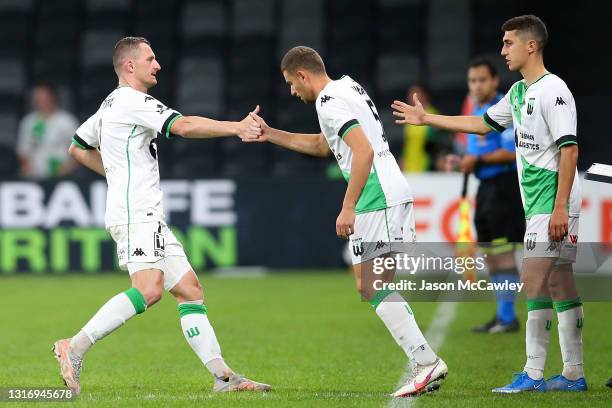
[68, 143, 105, 176]
[391, 93, 490, 135]
[247, 110, 331, 157]
[170, 106, 262, 140]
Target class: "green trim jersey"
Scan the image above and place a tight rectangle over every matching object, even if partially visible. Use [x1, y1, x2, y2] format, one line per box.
[483, 73, 581, 219]
[316, 76, 413, 214]
[73, 86, 182, 228]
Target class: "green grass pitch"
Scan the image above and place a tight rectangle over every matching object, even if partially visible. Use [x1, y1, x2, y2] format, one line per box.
[1, 271, 610, 407]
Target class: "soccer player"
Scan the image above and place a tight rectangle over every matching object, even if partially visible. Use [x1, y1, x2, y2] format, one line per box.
[456, 57, 524, 334]
[245, 46, 448, 397]
[53, 37, 270, 395]
[392, 15, 586, 392]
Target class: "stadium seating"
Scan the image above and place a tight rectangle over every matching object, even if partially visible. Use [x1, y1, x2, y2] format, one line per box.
[0, 0, 598, 179]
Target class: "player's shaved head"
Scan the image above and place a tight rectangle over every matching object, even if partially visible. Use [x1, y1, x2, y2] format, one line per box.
[113, 36, 151, 75]
[281, 46, 326, 75]
[502, 15, 548, 53]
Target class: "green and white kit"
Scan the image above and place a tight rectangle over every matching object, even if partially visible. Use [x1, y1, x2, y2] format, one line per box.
[316, 76, 414, 264]
[73, 86, 191, 283]
[484, 73, 581, 261]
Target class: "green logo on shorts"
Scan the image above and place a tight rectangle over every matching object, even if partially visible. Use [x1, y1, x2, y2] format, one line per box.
[186, 327, 200, 338]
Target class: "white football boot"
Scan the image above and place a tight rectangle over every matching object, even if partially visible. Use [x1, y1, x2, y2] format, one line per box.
[213, 373, 271, 392]
[393, 358, 448, 397]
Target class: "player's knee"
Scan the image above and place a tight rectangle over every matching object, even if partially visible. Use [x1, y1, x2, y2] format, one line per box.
[141, 285, 163, 306]
[137, 278, 164, 306]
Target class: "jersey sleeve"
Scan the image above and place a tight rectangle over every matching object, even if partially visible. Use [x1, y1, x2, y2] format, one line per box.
[317, 95, 360, 139]
[127, 95, 182, 139]
[542, 83, 577, 148]
[73, 113, 99, 150]
[483, 90, 513, 132]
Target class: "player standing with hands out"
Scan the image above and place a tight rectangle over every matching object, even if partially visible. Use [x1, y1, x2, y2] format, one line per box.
[393, 15, 586, 393]
[53, 37, 270, 395]
[244, 46, 448, 397]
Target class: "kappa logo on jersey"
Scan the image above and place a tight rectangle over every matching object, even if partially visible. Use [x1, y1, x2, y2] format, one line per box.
[144, 95, 154, 103]
[525, 233, 537, 251]
[101, 96, 114, 109]
[569, 234, 578, 244]
[156, 103, 170, 114]
[320, 95, 333, 105]
[351, 84, 366, 95]
[555, 96, 567, 106]
[352, 238, 364, 256]
[132, 248, 146, 256]
[527, 98, 535, 115]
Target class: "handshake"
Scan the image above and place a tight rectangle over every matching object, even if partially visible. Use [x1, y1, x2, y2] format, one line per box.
[236, 105, 270, 143]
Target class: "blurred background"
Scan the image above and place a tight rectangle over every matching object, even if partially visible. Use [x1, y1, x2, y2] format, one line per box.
[0, 0, 609, 273]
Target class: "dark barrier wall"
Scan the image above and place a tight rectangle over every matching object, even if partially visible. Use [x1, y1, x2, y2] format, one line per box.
[0, 179, 347, 274]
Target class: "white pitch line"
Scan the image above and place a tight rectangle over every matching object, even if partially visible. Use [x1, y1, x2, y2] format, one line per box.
[387, 301, 458, 408]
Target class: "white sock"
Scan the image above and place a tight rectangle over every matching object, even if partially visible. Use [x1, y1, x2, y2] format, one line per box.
[69, 331, 92, 358]
[524, 308, 553, 380]
[179, 300, 231, 379]
[557, 304, 584, 380]
[374, 291, 437, 365]
[79, 288, 146, 350]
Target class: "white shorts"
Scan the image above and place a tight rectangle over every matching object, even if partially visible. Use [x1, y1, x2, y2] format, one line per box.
[348, 202, 416, 265]
[108, 221, 192, 291]
[523, 214, 579, 263]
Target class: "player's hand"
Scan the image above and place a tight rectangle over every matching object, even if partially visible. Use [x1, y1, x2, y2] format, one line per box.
[245, 109, 270, 143]
[336, 206, 355, 239]
[549, 205, 569, 242]
[460, 155, 478, 173]
[391, 93, 426, 125]
[237, 105, 262, 140]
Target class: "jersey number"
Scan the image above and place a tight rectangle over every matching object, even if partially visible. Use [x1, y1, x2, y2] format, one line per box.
[366, 99, 387, 143]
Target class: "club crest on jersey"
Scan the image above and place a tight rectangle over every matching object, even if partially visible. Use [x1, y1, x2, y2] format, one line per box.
[527, 97, 535, 115]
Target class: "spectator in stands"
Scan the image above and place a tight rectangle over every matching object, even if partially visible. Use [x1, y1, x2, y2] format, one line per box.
[400, 83, 451, 172]
[17, 83, 79, 179]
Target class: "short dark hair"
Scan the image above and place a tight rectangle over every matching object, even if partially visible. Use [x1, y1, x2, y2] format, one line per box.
[501, 15, 548, 52]
[280, 46, 326, 75]
[468, 57, 497, 77]
[113, 36, 151, 74]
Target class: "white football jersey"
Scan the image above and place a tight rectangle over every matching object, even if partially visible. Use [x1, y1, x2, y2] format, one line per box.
[484, 73, 581, 219]
[73, 86, 182, 228]
[316, 76, 412, 214]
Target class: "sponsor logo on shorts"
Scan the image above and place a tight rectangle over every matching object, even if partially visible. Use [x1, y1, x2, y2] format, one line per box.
[375, 240, 386, 250]
[525, 233, 537, 251]
[569, 234, 578, 245]
[154, 232, 165, 257]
